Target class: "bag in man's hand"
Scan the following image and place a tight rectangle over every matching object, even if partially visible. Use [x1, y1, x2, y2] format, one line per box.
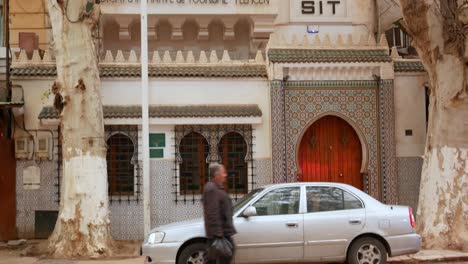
[207, 237, 233, 258]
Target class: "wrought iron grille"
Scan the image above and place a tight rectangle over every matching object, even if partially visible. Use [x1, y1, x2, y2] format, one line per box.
[55, 125, 141, 204]
[173, 125, 256, 204]
[105, 125, 141, 203]
[179, 132, 210, 195]
[219, 132, 248, 195]
[55, 128, 62, 203]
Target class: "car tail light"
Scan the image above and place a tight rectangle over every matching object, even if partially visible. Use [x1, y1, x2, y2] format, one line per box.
[409, 207, 416, 228]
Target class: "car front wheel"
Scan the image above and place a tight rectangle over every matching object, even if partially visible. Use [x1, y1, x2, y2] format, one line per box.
[178, 242, 208, 264]
[347, 237, 387, 264]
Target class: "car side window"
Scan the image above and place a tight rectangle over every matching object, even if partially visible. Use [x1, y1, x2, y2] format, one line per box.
[252, 187, 301, 216]
[343, 189, 364, 209]
[306, 186, 363, 213]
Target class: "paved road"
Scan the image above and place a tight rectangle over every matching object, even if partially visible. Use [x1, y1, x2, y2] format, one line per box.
[1, 256, 466, 264]
[2, 249, 467, 264]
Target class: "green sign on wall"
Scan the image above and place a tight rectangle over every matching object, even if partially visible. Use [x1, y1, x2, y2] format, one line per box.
[150, 149, 164, 159]
[149, 133, 166, 148]
[149, 133, 165, 158]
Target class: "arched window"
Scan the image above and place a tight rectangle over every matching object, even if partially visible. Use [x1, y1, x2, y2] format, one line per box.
[182, 20, 199, 42]
[219, 132, 248, 194]
[156, 19, 172, 41]
[102, 18, 119, 51]
[129, 19, 141, 42]
[107, 133, 135, 196]
[209, 20, 225, 42]
[234, 19, 252, 60]
[179, 132, 209, 194]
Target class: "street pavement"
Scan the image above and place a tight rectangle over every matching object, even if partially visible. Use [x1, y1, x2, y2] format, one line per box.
[1, 246, 467, 264]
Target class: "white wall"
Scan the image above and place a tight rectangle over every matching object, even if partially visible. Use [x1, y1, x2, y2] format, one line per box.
[102, 78, 272, 158]
[394, 73, 427, 157]
[16, 79, 55, 130]
[16, 78, 271, 159]
[274, 0, 376, 42]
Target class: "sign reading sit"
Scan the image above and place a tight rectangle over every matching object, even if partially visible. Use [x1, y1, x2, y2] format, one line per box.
[301, 1, 341, 15]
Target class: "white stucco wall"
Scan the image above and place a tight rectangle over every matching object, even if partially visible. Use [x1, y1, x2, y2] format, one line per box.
[102, 78, 271, 158]
[394, 73, 428, 157]
[15, 78, 271, 159]
[274, 0, 376, 42]
[16, 79, 55, 130]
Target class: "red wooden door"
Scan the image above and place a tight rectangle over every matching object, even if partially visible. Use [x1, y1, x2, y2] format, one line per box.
[0, 138, 17, 240]
[298, 116, 363, 190]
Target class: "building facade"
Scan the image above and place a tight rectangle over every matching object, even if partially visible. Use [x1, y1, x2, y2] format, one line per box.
[9, 0, 428, 240]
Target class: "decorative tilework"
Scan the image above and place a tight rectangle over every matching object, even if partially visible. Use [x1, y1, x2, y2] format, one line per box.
[284, 80, 381, 88]
[379, 80, 398, 204]
[397, 157, 423, 214]
[150, 159, 272, 227]
[254, 158, 273, 187]
[16, 160, 59, 238]
[109, 203, 144, 240]
[16, 159, 144, 240]
[284, 86, 380, 198]
[270, 81, 286, 183]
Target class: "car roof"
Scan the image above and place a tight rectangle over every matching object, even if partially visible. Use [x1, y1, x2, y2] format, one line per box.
[259, 182, 356, 189]
[256, 182, 382, 206]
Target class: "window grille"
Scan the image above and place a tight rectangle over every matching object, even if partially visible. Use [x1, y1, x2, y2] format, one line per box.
[105, 125, 141, 203]
[219, 132, 249, 195]
[56, 125, 141, 204]
[173, 125, 256, 204]
[179, 132, 210, 195]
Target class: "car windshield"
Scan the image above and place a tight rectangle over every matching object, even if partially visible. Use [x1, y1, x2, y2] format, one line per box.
[233, 188, 264, 213]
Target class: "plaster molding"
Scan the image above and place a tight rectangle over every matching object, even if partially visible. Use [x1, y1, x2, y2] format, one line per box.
[268, 33, 389, 50]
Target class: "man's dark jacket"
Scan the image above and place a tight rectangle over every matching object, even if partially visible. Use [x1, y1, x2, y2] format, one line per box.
[203, 181, 237, 239]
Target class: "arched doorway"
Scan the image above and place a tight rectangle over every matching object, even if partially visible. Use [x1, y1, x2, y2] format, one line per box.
[298, 115, 363, 190]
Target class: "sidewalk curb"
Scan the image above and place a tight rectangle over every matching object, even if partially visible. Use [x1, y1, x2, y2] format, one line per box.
[390, 255, 468, 263]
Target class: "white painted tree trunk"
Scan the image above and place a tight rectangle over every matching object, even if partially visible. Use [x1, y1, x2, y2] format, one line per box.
[399, 0, 468, 251]
[46, 0, 113, 258]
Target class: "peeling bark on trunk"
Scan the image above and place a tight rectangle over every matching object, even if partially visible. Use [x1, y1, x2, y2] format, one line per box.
[47, 0, 113, 258]
[399, 0, 468, 251]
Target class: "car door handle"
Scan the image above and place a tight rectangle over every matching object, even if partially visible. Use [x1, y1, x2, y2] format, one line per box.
[349, 219, 362, 225]
[286, 222, 299, 228]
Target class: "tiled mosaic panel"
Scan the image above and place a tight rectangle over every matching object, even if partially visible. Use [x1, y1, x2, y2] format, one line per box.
[16, 160, 59, 238]
[284, 88, 379, 198]
[150, 159, 272, 227]
[16, 158, 271, 239]
[16, 160, 144, 240]
[270, 81, 286, 183]
[109, 202, 144, 240]
[379, 80, 398, 204]
[397, 157, 423, 214]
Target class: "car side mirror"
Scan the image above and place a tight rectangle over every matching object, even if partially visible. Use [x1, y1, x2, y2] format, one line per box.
[242, 206, 257, 218]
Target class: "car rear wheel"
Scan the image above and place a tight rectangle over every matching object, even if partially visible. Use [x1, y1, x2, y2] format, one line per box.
[347, 237, 387, 264]
[178, 242, 208, 264]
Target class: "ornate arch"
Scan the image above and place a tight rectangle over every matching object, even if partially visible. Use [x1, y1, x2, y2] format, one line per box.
[295, 111, 369, 175]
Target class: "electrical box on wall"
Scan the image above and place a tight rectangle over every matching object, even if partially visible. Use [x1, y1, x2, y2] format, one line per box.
[15, 138, 32, 160]
[36, 137, 52, 160]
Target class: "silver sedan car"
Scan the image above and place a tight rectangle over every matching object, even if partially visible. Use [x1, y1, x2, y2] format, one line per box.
[142, 183, 421, 264]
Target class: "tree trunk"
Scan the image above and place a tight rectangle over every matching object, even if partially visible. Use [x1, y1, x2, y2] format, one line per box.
[399, 0, 468, 251]
[47, 0, 113, 258]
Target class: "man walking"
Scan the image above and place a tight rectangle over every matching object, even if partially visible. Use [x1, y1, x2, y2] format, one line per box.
[203, 163, 236, 264]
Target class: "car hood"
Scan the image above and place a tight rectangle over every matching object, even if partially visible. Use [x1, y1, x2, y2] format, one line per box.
[150, 218, 204, 233]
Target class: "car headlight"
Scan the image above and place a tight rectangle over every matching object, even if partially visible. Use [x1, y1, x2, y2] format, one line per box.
[147, 231, 165, 244]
